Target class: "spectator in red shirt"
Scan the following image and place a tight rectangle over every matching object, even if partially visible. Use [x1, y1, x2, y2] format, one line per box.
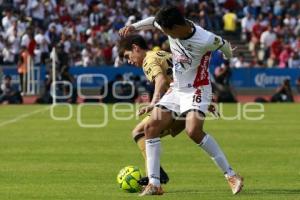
[270, 35, 283, 66]
[252, 20, 265, 41]
[279, 45, 293, 68]
[224, 0, 239, 11]
[102, 43, 113, 65]
[27, 32, 36, 57]
[56, 0, 71, 24]
[250, 19, 266, 57]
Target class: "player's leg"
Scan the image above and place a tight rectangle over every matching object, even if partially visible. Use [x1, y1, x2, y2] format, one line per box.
[140, 106, 175, 196]
[144, 107, 174, 182]
[140, 88, 180, 196]
[185, 110, 234, 169]
[131, 116, 169, 185]
[184, 110, 206, 143]
[182, 87, 243, 194]
[145, 119, 185, 186]
[185, 111, 243, 194]
[161, 119, 185, 138]
[132, 119, 147, 174]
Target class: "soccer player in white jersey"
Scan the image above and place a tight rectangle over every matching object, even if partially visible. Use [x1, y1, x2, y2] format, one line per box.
[119, 6, 243, 196]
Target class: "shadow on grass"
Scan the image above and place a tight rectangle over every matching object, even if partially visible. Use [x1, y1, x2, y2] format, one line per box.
[245, 189, 300, 195]
[166, 189, 227, 195]
[166, 188, 300, 196]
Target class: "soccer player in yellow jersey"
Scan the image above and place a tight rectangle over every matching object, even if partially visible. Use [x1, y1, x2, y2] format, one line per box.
[118, 35, 185, 186]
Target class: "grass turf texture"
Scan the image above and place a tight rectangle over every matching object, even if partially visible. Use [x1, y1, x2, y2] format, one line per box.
[0, 104, 299, 200]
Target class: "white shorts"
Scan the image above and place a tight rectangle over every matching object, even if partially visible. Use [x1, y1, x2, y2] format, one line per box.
[156, 85, 212, 116]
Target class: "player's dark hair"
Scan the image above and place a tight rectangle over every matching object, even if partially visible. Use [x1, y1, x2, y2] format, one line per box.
[155, 6, 186, 29]
[118, 35, 148, 57]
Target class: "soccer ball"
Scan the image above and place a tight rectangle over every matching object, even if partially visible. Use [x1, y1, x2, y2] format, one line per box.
[117, 166, 142, 193]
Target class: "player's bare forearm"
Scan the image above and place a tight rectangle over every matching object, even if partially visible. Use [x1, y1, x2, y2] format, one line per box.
[137, 74, 168, 116]
[151, 74, 169, 105]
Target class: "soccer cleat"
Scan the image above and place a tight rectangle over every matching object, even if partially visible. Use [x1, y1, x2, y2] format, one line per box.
[225, 174, 244, 195]
[160, 166, 170, 184]
[139, 184, 164, 196]
[138, 167, 169, 186]
[138, 177, 149, 186]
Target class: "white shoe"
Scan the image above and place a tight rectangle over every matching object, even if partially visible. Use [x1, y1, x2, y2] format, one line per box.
[225, 174, 244, 195]
[139, 184, 164, 196]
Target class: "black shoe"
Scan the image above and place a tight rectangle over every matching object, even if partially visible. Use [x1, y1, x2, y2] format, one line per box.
[137, 176, 149, 186]
[160, 166, 169, 184]
[138, 167, 170, 186]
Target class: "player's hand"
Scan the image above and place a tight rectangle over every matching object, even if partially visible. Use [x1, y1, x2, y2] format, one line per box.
[208, 97, 220, 118]
[230, 45, 237, 55]
[119, 25, 137, 37]
[223, 41, 237, 60]
[137, 105, 154, 116]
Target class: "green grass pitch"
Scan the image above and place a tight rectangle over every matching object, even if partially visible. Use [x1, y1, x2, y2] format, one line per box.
[0, 104, 299, 200]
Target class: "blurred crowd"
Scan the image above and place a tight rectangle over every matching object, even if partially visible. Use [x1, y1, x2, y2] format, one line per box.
[1, 0, 300, 105]
[0, 0, 166, 68]
[0, 0, 299, 69]
[238, 0, 300, 68]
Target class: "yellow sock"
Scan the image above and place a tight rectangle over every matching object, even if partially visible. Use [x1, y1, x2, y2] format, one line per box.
[136, 136, 147, 175]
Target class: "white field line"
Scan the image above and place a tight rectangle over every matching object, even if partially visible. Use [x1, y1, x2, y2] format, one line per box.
[0, 106, 50, 128]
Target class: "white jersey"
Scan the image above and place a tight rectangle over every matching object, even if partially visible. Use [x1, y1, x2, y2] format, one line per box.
[132, 17, 227, 89]
[165, 23, 224, 89]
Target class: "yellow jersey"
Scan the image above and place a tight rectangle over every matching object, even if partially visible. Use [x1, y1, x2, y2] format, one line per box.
[223, 12, 237, 32]
[142, 50, 173, 83]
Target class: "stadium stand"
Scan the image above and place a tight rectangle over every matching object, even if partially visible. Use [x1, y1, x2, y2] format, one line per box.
[0, 0, 300, 104]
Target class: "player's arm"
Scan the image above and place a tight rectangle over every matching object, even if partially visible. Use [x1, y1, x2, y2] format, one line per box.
[206, 34, 235, 59]
[138, 73, 169, 116]
[151, 73, 169, 105]
[132, 17, 155, 31]
[219, 39, 234, 59]
[119, 17, 156, 37]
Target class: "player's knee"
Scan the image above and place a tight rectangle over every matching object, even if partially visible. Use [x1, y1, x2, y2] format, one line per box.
[132, 132, 145, 144]
[132, 131, 143, 141]
[185, 127, 206, 143]
[132, 126, 144, 139]
[144, 121, 159, 138]
[144, 123, 152, 136]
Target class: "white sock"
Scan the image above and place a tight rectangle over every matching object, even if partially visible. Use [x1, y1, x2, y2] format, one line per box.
[199, 134, 235, 177]
[145, 137, 161, 186]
